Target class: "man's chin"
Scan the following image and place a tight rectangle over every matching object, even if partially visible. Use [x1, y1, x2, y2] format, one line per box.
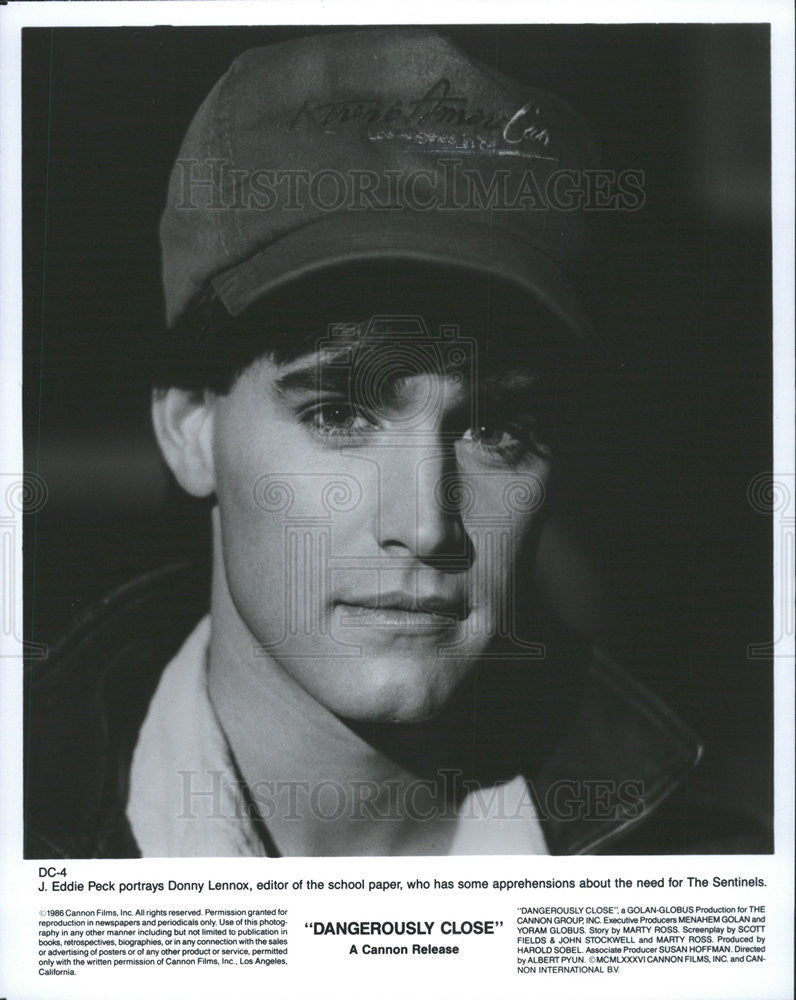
[321, 657, 474, 726]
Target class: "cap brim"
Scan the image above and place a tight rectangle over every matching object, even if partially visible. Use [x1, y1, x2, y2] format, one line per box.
[210, 213, 595, 344]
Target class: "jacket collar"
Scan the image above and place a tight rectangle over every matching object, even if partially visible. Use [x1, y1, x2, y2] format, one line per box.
[25, 562, 701, 858]
[531, 647, 702, 854]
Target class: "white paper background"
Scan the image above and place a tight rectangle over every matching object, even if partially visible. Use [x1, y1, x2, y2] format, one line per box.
[1, 3, 793, 999]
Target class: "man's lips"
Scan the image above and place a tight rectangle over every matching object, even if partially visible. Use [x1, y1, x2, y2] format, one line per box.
[334, 590, 468, 627]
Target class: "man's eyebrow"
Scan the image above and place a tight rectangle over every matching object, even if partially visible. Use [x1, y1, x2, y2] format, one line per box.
[272, 352, 546, 404]
[272, 352, 355, 397]
[480, 369, 548, 402]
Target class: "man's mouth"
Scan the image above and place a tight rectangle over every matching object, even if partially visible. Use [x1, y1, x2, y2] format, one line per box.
[334, 590, 468, 628]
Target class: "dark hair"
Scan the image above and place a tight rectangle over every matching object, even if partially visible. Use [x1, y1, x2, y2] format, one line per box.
[151, 260, 592, 396]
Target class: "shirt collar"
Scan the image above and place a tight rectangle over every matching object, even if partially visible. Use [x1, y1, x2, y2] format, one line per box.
[127, 616, 550, 857]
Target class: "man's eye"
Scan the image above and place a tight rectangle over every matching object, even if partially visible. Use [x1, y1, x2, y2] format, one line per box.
[464, 425, 518, 449]
[460, 423, 547, 463]
[306, 403, 377, 438]
[461, 424, 524, 454]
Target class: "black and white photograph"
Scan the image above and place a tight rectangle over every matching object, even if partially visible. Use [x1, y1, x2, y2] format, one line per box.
[1, 4, 793, 999]
[20, 20, 776, 859]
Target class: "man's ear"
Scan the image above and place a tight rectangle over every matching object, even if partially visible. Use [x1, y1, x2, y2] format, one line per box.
[151, 388, 216, 498]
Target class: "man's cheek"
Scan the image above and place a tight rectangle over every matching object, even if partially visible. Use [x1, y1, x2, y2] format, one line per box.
[215, 460, 289, 587]
[213, 431, 262, 509]
[219, 516, 292, 651]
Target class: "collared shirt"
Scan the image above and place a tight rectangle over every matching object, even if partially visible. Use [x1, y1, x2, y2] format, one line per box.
[126, 616, 549, 857]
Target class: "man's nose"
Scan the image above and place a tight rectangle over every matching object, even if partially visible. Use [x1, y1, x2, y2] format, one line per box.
[375, 438, 472, 568]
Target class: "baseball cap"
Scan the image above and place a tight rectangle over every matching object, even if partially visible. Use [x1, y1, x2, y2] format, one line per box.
[160, 28, 599, 341]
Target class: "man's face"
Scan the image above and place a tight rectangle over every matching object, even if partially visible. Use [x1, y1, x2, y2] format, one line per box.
[209, 328, 552, 724]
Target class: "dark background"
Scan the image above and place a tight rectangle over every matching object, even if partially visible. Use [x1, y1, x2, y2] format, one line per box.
[22, 25, 772, 840]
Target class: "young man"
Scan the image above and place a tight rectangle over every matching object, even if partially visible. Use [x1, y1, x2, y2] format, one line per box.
[26, 27, 722, 858]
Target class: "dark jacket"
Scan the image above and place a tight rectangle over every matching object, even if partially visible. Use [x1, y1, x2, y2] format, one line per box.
[24, 563, 769, 858]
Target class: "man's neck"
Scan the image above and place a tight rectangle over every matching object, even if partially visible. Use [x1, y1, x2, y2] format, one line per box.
[205, 528, 459, 856]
